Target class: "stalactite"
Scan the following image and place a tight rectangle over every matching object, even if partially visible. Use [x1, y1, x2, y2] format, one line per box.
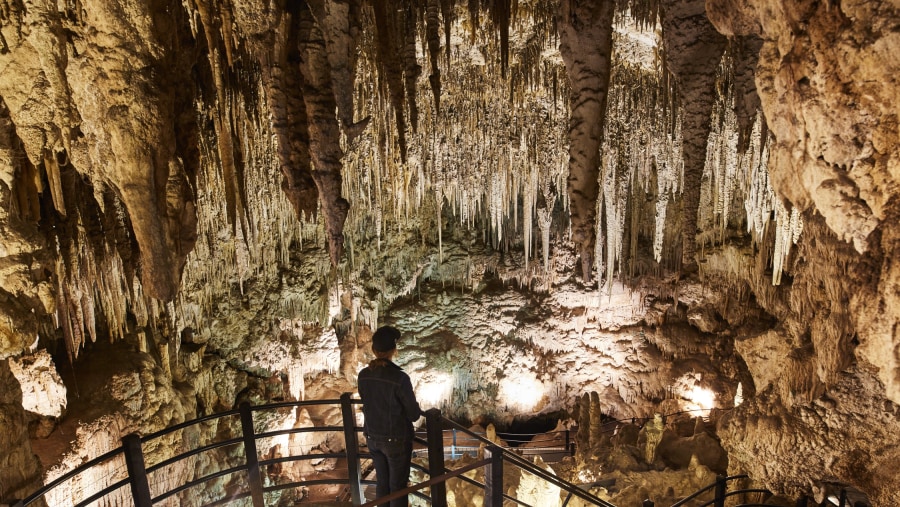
[425, 0, 443, 111]
[698, 45, 803, 287]
[308, 0, 368, 143]
[559, 0, 616, 284]
[402, 5, 421, 134]
[371, 0, 411, 162]
[490, 0, 511, 77]
[342, 0, 572, 294]
[43, 153, 66, 217]
[189, 0, 247, 238]
[10, 0, 799, 354]
[298, 3, 351, 267]
[50, 185, 151, 360]
[176, 45, 309, 331]
[619, 0, 661, 30]
[660, 0, 727, 271]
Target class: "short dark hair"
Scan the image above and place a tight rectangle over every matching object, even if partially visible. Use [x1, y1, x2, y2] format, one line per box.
[372, 325, 400, 352]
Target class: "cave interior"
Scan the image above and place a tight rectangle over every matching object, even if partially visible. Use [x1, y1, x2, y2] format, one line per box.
[1, 0, 900, 505]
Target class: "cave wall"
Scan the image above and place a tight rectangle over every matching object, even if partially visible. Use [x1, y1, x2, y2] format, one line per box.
[1, 0, 900, 505]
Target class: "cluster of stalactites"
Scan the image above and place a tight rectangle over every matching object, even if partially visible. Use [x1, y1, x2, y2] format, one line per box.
[344, 2, 700, 295]
[596, 53, 683, 290]
[700, 48, 802, 286]
[52, 196, 155, 363]
[175, 86, 308, 333]
[344, 3, 570, 282]
[616, 0, 662, 30]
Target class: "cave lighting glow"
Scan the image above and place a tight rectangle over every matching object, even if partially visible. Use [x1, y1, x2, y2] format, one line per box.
[685, 386, 716, 412]
[415, 372, 455, 408]
[273, 409, 299, 455]
[499, 375, 545, 412]
[672, 373, 717, 415]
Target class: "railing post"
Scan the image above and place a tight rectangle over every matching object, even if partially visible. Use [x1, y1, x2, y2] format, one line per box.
[838, 489, 847, 507]
[452, 428, 457, 458]
[484, 445, 503, 507]
[340, 393, 364, 506]
[122, 433, 153, 507]
[239, 403, 265, 507]
[713, 474, 727, 507]
[643, 499, 655, 507]
[425, 408, 448, 507]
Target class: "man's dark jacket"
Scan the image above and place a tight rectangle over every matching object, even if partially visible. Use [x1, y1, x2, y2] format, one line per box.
[358, 359, 423, 440]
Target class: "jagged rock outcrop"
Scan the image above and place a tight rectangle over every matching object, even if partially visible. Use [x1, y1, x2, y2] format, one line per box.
[707, 0, 900, 406]
[0, 359, 42, 502]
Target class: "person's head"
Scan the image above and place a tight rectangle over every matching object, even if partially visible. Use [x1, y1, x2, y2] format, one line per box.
[371, 325, 400, 359]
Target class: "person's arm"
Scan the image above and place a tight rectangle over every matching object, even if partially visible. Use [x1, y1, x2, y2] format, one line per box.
[399, 374, 423, 421]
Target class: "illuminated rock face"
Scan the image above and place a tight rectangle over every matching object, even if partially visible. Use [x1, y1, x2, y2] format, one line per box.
[1, 0, 900, 505]
[0, 360, 42, 501]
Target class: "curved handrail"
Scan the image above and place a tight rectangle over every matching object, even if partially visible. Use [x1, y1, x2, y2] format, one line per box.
[72, 477, 130, 507]
[437, 416, 617, 507]
[18, 445, 126, 505]
[152, 464, 247, 503]
[359, 458, 490, 507]
[669, 474, 770, 507]
[16, 396, 772, 507]
[145, 436, 244, 474]
[17, 398, 355, 507]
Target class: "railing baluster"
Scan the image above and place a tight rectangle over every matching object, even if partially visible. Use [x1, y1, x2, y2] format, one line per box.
[239, 403, 265, 507]
[452, 427, 457, 458]
[484, 445, 503, 507]
[122, 434, 153, 507]
[714, 474, 727, 507]
[426, 408, 448, 507]
[340, 393, 364, 505]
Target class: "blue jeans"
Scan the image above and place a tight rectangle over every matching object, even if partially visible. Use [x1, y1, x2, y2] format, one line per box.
[367, 436, 413, 507]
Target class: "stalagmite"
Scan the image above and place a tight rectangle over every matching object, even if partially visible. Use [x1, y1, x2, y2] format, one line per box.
[588, 390, 602, 449]
[642, 413, 664, 463]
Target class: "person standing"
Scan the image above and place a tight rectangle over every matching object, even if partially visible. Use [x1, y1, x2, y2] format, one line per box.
[357, 325, 423, 506]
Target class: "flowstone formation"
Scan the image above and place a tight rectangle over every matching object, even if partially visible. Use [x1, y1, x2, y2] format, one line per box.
[1, 0, 899, 505]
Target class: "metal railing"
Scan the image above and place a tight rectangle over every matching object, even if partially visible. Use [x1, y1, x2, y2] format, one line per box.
[21, 396, 856, 507]
[654, 474, 771, 507]
[416, 410, 616, 507]
[14, 397, 367, 506]
[412, 426, 575, 460]
[11, 394, 610, 507]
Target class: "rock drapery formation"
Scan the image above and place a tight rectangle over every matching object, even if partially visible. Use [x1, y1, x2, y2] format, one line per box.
[2, 0, 900, 505]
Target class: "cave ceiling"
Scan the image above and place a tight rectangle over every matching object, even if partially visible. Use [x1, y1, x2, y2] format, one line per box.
[2, 0, 900, 504]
